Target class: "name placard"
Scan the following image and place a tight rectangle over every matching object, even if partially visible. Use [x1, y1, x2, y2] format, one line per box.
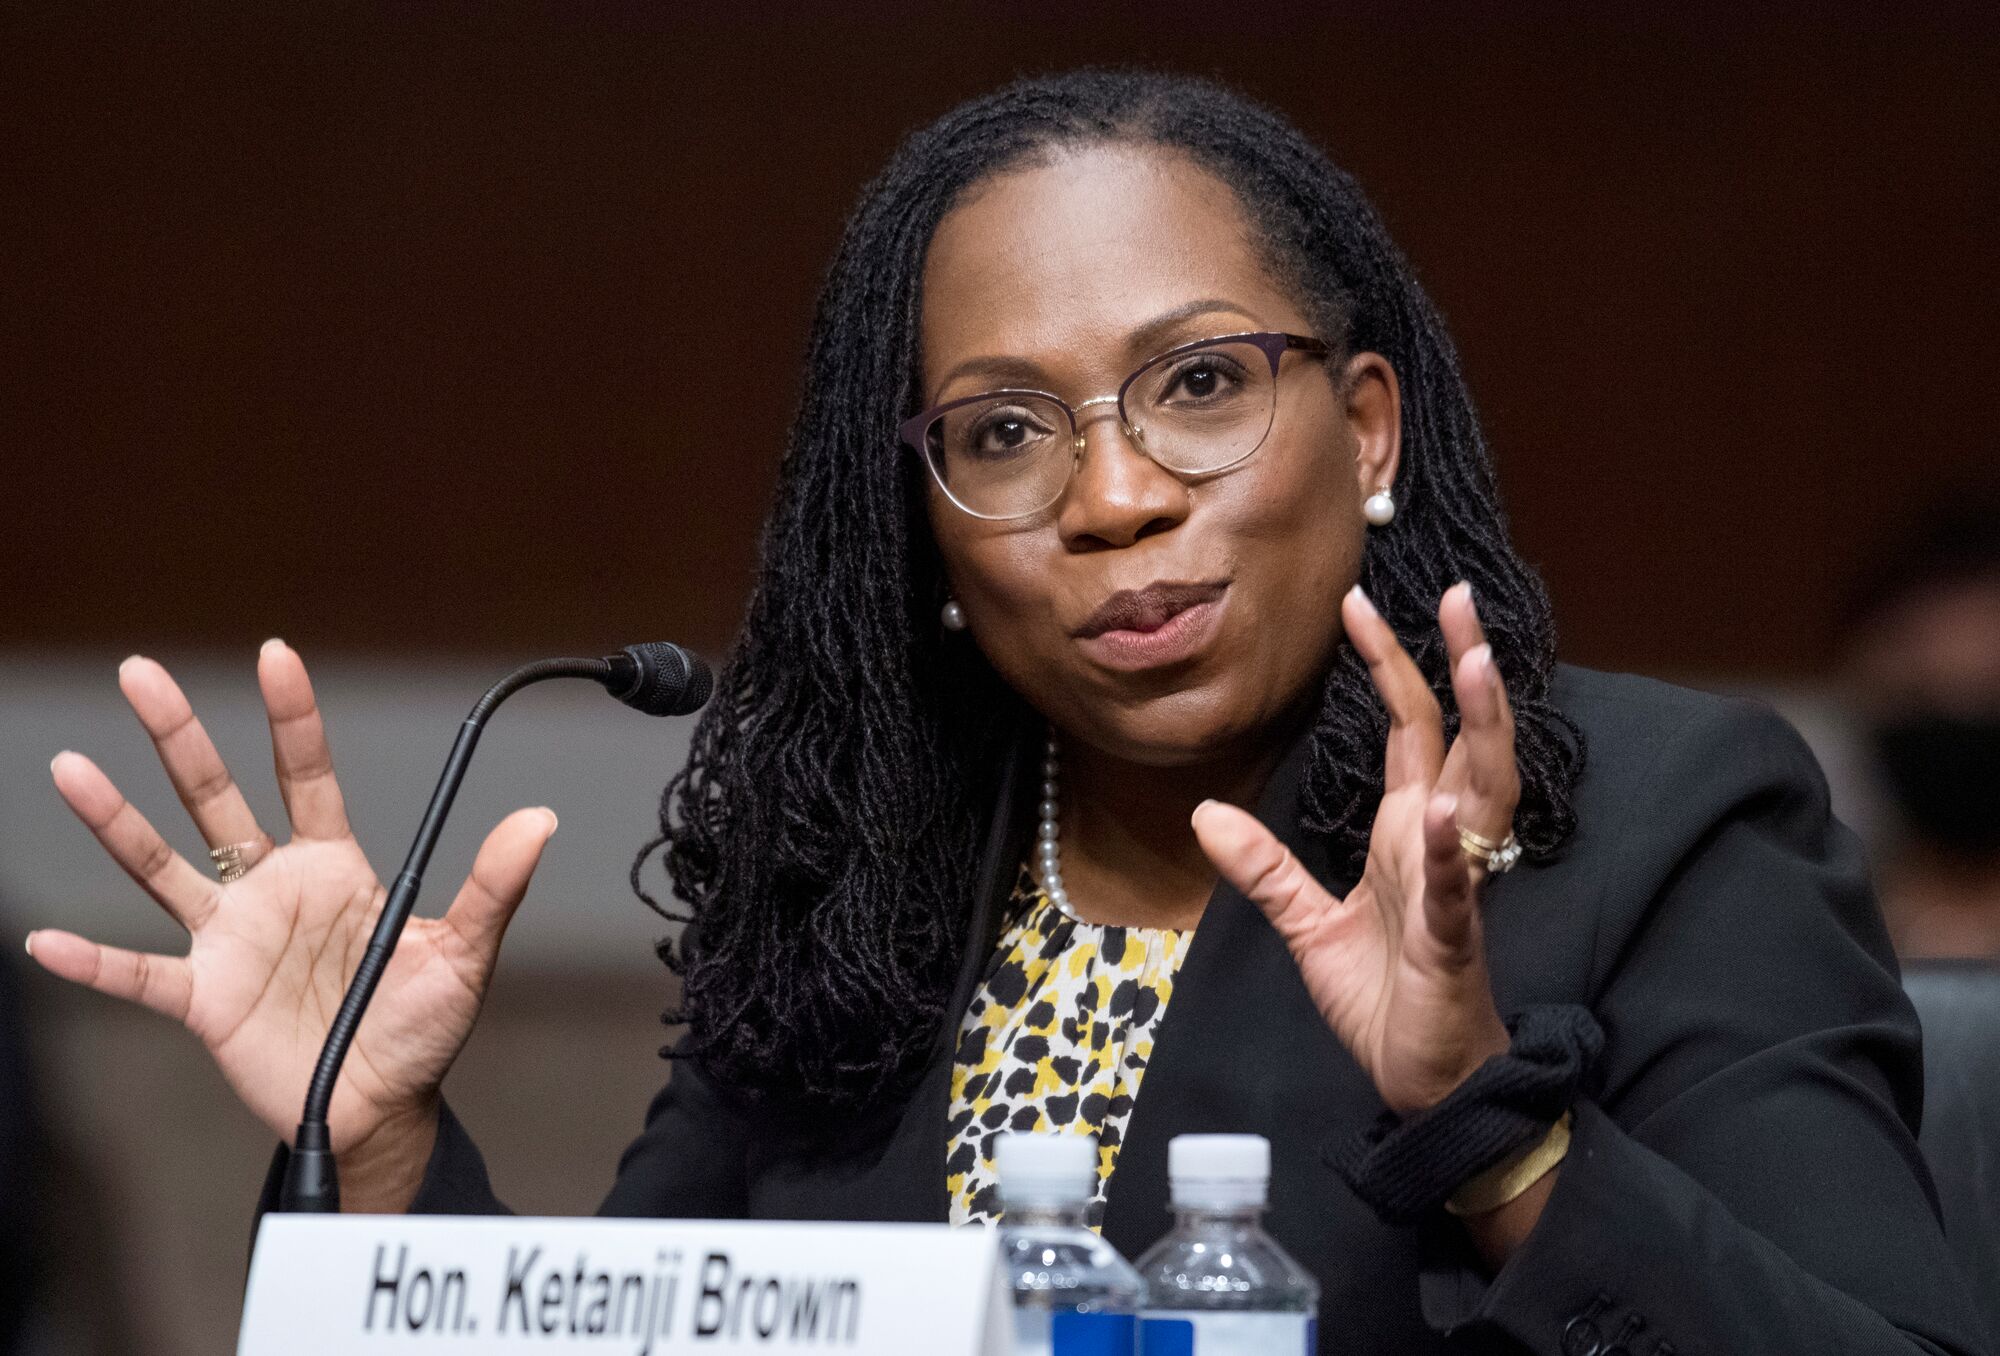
[239, 1215, 1007, 1355]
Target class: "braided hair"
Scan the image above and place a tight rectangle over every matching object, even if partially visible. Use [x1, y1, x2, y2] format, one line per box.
[635, 69, 1585, 1116]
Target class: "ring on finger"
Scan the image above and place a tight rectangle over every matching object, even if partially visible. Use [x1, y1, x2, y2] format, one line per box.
[1457, 824, 1523, 875]
[208, 836, 268, 883]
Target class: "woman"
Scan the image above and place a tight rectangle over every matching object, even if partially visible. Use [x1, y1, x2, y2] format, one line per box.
[27, 71, 1987, 1353]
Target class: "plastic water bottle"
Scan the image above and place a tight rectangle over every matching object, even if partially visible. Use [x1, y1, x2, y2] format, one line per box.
[995, 1132, 1142, 1356]
[1135, 1135, 1319, 1355]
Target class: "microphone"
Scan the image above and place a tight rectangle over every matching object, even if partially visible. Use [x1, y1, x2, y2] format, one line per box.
[604, 640, 713, 717]
[277, 642, 712, 1213]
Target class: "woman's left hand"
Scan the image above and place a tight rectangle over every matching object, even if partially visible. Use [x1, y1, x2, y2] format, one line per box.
[1193, 581, 1519, 1118]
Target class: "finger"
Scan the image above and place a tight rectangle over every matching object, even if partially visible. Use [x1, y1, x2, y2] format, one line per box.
[1344, 586, 1445, 788]
[1439, 586, 1519, 825]
[117, 655, 269, 853]
[257, 640, 351, 841]
[1436, 580, 1487, 668]
[24, 929, 193, 1022]
[438, 808, 560, 965]
[51, 751, 221, 930]
[1439, 582, 1511, 741]
[1449, 643, 1518, 802]
[1192, 799, 1339, 945]
[1419, 791, 1479, 958]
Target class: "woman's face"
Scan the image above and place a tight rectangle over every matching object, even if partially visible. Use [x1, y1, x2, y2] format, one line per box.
[920, 142, 1401, 767]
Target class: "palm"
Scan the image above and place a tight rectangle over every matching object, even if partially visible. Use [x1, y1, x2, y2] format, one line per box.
[1290, 783, 1421, 1035]
[181, 837, 470, 1150]
[29, 644, 554, 1158]
[1196, 585, 1517, 1117]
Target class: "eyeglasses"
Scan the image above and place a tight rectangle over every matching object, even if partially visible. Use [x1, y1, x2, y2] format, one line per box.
[901, 331, 1331, 520]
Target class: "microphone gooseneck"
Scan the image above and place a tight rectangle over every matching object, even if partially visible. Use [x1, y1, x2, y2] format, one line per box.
[277, 643, 711, 1212]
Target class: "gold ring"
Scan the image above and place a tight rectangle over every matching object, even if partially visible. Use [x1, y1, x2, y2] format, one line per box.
[208, 840, 261, 883]
[1457, 825, 1523, 874]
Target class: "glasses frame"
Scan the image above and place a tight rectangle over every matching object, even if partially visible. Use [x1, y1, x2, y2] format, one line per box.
[900, 330, 1331, 521]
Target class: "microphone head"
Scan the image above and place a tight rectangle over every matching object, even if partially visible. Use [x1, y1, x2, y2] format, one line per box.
[608, 642, 713, 716]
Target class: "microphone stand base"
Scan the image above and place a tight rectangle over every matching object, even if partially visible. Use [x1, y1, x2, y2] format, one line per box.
[276, 1122, 341, 1213]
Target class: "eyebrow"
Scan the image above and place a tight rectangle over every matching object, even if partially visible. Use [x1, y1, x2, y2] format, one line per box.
[928, 297, 1259, 402]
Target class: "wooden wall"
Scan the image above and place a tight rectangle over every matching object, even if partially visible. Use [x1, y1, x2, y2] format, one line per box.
[8, 6, 1997, 678]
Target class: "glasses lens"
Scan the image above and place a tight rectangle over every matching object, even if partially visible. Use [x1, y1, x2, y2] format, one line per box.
[1125, 340, 1277, 474]
[924, 394, 1071, 518]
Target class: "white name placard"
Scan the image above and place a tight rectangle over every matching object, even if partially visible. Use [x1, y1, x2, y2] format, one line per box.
[240, 1215, 1007, 1355]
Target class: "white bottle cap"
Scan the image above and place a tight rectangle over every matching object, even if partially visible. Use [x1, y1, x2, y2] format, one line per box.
[1168, 1133, 1271, 1210]
[995, 1132, 1098, 1208]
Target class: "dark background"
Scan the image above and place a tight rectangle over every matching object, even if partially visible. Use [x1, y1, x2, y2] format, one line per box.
[4, 9, 1997, 1351]
[6, 5, 1997, 677]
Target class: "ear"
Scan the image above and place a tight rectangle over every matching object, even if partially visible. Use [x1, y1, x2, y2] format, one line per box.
[1342, 351, 1402, 504]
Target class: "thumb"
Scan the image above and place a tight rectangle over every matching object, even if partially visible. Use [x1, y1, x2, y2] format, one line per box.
[1192, 799, 1335, 942]
[441, 807, 559, 959]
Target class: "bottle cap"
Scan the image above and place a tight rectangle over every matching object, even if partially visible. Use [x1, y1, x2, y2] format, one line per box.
[1168, 1133, 1270, 1209]
[995, 1132, 1098, 1208]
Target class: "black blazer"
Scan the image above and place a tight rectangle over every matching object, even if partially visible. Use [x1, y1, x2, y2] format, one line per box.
[286, 667, 1992, 1355]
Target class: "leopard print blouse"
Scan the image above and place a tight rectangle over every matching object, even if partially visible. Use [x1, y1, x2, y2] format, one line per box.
[946, 866, 1191, 1227]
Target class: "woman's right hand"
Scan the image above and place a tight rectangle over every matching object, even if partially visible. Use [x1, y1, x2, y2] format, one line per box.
[25, 640, 558, 1211]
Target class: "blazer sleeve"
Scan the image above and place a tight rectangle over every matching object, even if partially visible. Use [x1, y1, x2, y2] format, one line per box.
[255, 1034, 752, 1221]
[413, 1031, 753, 1218]
[1418, 696, 1993, 1355]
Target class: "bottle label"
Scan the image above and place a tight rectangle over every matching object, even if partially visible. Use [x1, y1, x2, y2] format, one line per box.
[1011, 1309, 1140, 1355]
[1139, 1311, 1314, 1355]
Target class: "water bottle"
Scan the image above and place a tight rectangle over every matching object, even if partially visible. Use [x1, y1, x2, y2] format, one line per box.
[1135, 1134, 1319, 1355]
[995, 1132, 1143, 1356]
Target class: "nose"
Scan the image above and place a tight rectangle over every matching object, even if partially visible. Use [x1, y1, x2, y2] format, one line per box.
[1055, 400, 1190, 551]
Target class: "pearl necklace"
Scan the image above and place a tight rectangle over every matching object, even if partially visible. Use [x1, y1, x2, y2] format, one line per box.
[1035, 732, 1084, 922]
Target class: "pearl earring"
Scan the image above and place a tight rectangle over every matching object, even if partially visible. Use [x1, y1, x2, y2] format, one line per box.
[940, 599, 967, 631]
[1363, 487, 1396, 527]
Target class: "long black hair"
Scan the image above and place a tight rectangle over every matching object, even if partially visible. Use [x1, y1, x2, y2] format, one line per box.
[635, 69, 1585, 1116]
